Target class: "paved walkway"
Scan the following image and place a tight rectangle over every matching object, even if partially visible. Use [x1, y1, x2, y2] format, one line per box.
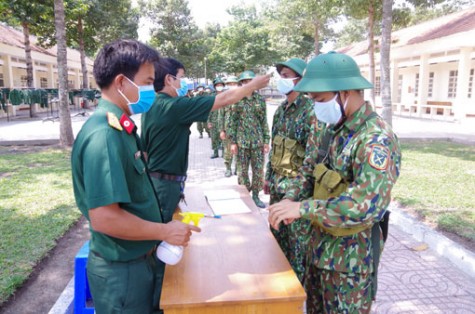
[0, 104, 474, 313]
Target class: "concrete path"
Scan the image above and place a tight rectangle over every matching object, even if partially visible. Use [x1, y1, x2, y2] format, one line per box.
[0, 104, 474, 313]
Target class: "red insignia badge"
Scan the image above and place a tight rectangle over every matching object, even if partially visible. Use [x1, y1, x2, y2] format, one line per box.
[119, 114, 136, 134]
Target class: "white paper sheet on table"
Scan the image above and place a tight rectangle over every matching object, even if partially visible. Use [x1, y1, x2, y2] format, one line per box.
[207, 198, 251, 215]
[204, 189, 241, 201]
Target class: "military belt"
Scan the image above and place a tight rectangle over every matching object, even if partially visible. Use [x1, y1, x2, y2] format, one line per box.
[91, 245, 157, 263]
[149, 172, 187, 182]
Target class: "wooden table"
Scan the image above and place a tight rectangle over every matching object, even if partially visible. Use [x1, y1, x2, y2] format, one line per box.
[161, 184, 306, 314]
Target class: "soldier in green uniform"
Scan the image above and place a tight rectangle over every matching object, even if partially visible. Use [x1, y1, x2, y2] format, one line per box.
[195, 83, 210, 138]
[207, 78, 225, 159]
[141, 58, 270, 224]
[268, 52, 402, 313]
[219, 76, 239, 177]
[229, 70, 270, 208]
[71, 40, 200, 314]
[263, 58, 325, 286]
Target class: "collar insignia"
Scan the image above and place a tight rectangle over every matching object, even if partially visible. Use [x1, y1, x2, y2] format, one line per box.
[119, 114, 136, 134]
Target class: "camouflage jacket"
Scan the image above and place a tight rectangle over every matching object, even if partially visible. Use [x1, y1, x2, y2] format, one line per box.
[207, 93, 220, 125]
[285, 102, 401, 274]
[218, 105, 233, 133]
[265, 93, 322, 182]
[227, 92, 270, 148]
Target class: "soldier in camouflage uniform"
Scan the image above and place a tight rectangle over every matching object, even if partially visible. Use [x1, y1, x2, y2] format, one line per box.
[228, 70, 270, 208]
[195, 83, 210, 138]
[263, 58, 325, 285]
[208, 78, 225, 159]
[268, 52, 401, 313]
[219, 76, 239, 177]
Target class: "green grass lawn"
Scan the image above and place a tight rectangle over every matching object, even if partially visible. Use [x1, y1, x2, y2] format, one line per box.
[392, 140, 475, 242]
[0, 146, 80, 305]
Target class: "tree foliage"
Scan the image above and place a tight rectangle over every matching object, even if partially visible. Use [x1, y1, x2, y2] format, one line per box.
[139, 0, 206, 77]
[208, 4, 278, 74]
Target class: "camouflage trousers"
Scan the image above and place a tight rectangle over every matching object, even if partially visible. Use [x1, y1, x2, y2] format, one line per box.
[197, 121, 209, 135]
[269, 173, 310, 284]
[304, 266, 374, 314]
[223, 139, 233, 169]
[210, 126, 221, 150]
[237, 146, 264, 193]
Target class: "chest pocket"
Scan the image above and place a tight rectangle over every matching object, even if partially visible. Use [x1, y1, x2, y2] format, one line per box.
[271, 136, 305, 178]
[312, 163, 368, 237]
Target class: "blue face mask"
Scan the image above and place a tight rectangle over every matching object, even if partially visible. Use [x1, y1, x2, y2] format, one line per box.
[118, 76, 155, 115]
[174, 78, 189, 97]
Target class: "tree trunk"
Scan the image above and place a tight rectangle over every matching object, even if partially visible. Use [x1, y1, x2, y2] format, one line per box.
[54, 0, 74, 147]
[380, 0, 393, 125]
[78, 17, 88, 89]
[368, 0, 375, 106]
[22, 22, 37, 118]
[313, 18, 320, 56]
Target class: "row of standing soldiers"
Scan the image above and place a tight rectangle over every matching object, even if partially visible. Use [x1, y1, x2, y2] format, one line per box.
[194, 72, 270, 208]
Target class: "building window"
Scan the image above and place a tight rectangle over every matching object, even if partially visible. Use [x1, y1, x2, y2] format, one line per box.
[20, 75, 28, 87]
[40, 77, 48, 88]
[374, 76, 381, 97]
[428, 72, 434, 98]
[397, 75, 402, 103]
[468, 69, 474, 99]
[448, 70, 458, 98]
[414, 73, 419, 97]
[0, 73, 4, 87]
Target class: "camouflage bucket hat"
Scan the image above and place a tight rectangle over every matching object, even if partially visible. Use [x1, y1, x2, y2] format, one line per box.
[238, 70, 256, 82]
[294, 51, 373, 93]
[275, 58, 307, 77]
[213, 77, 225, 86]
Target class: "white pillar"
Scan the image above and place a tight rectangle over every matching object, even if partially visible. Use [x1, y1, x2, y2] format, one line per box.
[47, 63, 55, 88]
[455, 47, 471, 121]
[2, 54, 14, 87]
[417, 54, 429, 117]
[75, 68, 81, 89]
[390, 60, 399, 107]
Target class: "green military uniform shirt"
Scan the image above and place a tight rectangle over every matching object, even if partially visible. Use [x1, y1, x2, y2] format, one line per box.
[71, 99, 162, 262]
[141, 92, 215, 175]
[286, 102, 401, 274]
[227, 92, 269, 148]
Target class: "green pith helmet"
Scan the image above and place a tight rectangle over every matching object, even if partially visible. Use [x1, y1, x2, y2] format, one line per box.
[197, 83, 206, 90]
[275, 58, 307, 77]
[213, 77, 225, 86]
[294, 51, 373, 93]
[224, 76, 239, 84]
[238, 70, 255, 82]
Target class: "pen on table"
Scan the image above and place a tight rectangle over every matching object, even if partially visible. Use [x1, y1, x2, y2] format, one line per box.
[205, 196, 221, 219]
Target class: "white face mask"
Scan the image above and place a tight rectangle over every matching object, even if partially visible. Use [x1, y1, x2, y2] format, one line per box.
[276, 77, 298, 95]
[216, 86, 224, 92]
[313, 94, 342, 125]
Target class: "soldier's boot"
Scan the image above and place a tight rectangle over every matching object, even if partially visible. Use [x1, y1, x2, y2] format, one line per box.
[199, 133, 203, 139]
[210, 149, 219, 159]
[224, 167, 232, 177]
[252, 192, 265, 208]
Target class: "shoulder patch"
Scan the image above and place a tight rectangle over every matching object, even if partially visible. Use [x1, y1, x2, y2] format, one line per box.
[107, 112, 123, 131]
[368, 144, 389, 170]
